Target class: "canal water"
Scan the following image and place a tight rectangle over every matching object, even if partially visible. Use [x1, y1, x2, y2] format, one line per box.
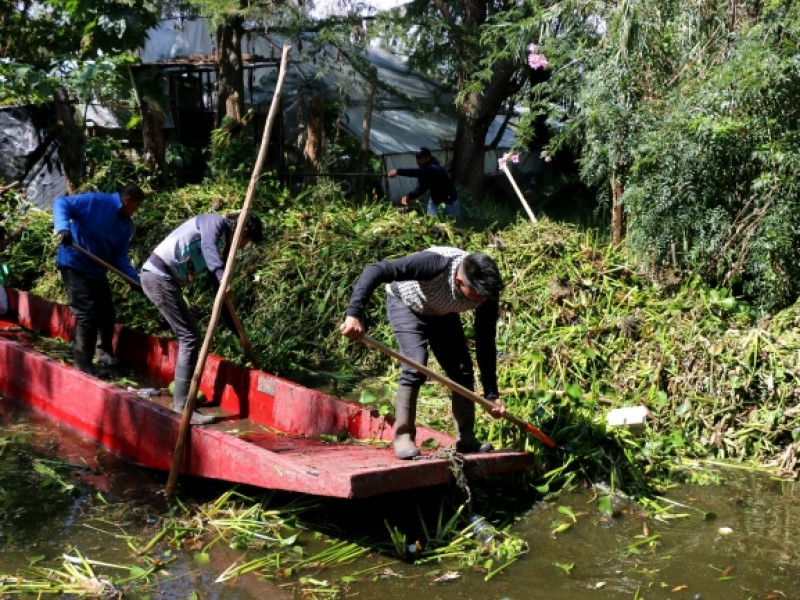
[1, 401, 798, 599]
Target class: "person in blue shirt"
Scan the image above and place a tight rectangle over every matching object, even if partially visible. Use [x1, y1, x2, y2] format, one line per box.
[140, 212, 263, 425]
[53, 184, 144, 374]
[388, 147, 462, 227]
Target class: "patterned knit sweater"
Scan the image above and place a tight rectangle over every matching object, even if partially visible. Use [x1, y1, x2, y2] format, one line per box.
[345, 246, 499, 394]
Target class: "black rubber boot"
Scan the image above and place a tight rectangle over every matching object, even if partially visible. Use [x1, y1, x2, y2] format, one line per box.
[73, 329, 96, 375]
[393, 385, 420, 459]
[172, 364, 216, 425]
[452, 394, 493, 453]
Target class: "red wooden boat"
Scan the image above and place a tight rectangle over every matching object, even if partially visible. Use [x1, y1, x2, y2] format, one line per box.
[0, 289, 535, 498]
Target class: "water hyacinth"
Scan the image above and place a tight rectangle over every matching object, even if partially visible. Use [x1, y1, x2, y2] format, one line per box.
[527, 43, 548, 70]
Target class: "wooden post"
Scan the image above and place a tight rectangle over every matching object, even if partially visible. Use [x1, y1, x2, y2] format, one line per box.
[165, 45, 292, 499]
[355, 72, 376, 197]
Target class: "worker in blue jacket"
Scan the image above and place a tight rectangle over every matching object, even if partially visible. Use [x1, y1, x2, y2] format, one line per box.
[53, 184, 144, 374]
[388, 147, 462, 227]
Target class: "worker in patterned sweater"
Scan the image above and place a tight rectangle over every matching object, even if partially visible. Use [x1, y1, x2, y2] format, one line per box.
[340, 246, 506, 459]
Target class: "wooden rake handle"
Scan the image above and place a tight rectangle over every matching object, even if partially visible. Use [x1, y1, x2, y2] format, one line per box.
[360, 335, 557, 449]
[224, 295, 260, 369]
[72, 243, 140, 289]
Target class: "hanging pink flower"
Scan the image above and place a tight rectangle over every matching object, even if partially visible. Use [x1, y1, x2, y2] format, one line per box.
[528, 43, 549, 70]
[498, 152, 520, 169]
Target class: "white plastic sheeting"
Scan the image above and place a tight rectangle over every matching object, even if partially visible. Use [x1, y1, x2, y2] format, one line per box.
[139, 18, 213, 63]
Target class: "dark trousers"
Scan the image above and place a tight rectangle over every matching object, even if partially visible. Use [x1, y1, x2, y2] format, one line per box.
[386, 294, 474, 390]
[140, 270, 199, 371]
[60, 267, 115, 369]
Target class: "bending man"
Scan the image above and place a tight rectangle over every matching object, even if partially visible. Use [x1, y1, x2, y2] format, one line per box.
[140, 212, 263, 425]
[53, 184, 144, 373]
[340, 246, 505, 459]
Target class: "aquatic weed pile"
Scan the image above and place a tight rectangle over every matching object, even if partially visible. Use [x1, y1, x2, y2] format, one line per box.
[3, 180, 800, 490]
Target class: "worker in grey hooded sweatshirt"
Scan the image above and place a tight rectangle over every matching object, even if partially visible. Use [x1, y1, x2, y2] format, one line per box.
[340, 246, 505, 459]
[140, 212, 263, 424]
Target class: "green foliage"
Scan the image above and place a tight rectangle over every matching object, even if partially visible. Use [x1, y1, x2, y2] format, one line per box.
[542, 0, 800, 314]
[0, 0, 157, 105]
[208, 112, 256, 179]
[83, 136, 155, 192]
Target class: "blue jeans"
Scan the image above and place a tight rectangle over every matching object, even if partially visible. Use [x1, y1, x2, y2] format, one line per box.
[427, 198, 462, 227]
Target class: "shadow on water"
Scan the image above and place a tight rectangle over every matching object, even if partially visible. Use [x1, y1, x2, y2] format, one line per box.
[1, 399, 799, 599]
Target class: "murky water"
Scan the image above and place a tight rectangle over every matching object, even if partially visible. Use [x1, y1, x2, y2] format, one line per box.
[1, 400, 798, 600]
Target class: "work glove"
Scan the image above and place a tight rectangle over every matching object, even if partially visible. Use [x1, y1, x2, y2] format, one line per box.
[58, 230, 72, 246]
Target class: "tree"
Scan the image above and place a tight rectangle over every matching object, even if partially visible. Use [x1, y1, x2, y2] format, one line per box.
[0, 0, 159, 191]
[372, 0, 594, 204]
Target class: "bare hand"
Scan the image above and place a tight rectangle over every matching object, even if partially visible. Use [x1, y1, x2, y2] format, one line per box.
[339, 316, 364, 341]
[387, 169, 398, 178]
[488, 397, 505, 419]
[400, 196, 409, 206]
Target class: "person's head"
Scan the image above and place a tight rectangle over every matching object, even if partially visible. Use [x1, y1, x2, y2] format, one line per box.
[227, 212, 264, 248]
[119, 184, 144, 217]
[455, 252, 504, 302]
[415, 147, 432, 166]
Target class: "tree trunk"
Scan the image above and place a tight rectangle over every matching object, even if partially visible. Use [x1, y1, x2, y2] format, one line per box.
[355, 77, 376, 197]
[452, 59, 520, 204]
[611, 169, 623, 244]
[141, 96, 165, 178]
[303, 92, 325, 186]
[216, 17, 244, 126]
[52, 86, 82, 194]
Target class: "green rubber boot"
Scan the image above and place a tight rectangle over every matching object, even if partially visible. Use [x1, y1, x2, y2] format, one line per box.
[452, 394, 493, 453]
[172, 364, 216, 425]
[393, 385, 420, 459]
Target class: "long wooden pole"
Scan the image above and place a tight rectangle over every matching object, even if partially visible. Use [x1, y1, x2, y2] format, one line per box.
[500, 163, 537, 224]
[165, 45, 292, 498]
[361, 335, 557, 449]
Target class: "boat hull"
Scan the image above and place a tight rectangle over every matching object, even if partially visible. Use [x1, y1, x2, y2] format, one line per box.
[0, 289, 535, 498]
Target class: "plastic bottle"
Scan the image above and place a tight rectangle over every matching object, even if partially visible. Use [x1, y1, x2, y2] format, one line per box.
[127, 387, 161, 398]
[469, 514, 497, 544]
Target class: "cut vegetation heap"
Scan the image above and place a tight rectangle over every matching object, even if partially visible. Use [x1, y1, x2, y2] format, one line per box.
[2, 179, 800, 496]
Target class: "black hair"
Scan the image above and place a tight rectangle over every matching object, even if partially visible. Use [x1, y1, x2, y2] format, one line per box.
[461, 252, 504, 298]
[121, 184, 144, 203]
[416, 147, 432, 159]
[227, 212, 264, 243]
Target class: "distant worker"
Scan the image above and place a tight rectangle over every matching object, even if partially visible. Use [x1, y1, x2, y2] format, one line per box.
[140, 212, 263, 425]
[388, 147, 462, 227]
[340, 246, 506, 459]
[53, 184, 144, 374]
